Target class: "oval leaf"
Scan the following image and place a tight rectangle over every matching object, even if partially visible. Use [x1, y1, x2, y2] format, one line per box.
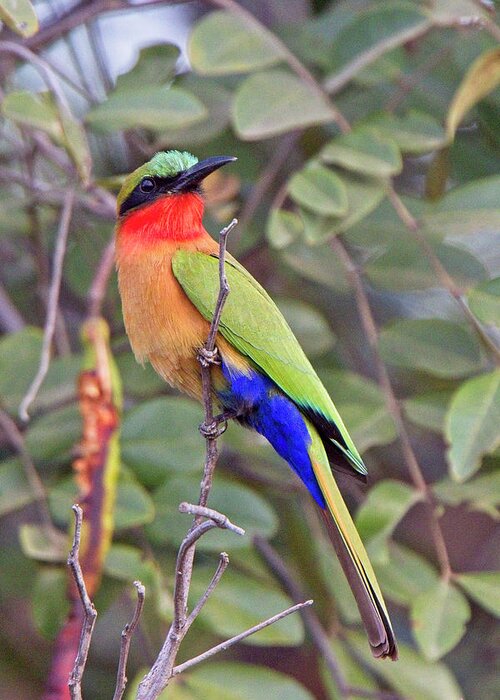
[0, 0, 38, 37]
[411, 580, 471, 660]
[321, 127, 402, 177]
[445, 369, 500, 481]
[456, 572, 500, 618]
[355, 480, 420, 564]
[2, 91, 61, 138]
[191, 569, 304, 646]
[366, 110, 446, 153]
[189, 10, 284, 75]
[467, 277, 500, 327]
[446, 47, 500, 141]
[288, 164, 348, 217]
[233, 70, 333, 140]
[276, 298, 336, 358]
[379, 319, 483, 378]
[86, 86, 206, 132]
[266, 209, 304, 250]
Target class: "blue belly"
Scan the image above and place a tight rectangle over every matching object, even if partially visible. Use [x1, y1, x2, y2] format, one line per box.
[218, 359, 325, 507]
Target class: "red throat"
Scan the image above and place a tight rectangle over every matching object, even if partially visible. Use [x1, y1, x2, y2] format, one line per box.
[117, 192, 206, 245]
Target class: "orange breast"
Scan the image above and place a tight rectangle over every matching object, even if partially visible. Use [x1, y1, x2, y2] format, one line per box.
[115, 231, 247, 402]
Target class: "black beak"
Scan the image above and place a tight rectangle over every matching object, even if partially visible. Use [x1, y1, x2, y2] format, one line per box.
[174, 155, 237, 192]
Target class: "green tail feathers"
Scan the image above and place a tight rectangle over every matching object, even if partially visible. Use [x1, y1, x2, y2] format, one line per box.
[306, 419, 398, 660]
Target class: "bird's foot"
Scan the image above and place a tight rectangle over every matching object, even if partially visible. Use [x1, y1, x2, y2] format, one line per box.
[199, 417, 227, 439]
[197, 346, 220, 368]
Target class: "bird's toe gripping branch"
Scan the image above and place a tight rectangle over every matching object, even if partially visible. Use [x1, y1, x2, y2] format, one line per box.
[197, 346, 221, 368]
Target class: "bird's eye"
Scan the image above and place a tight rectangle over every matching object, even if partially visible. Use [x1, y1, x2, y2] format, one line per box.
[140, 177, 155, 193]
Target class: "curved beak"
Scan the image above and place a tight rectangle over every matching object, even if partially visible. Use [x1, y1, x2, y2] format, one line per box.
[174, 155, 237, 192]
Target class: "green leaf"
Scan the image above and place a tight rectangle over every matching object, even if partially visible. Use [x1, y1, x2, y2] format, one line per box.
[468, 278, 500, 326]
[114, 474, 155, 530]
[411, 579, 471, 660]
[423, 176, 500, 237]
[0, 0, 38, 37]
[25, 405, 81, 463]
[347, 631, 463, 700]
[170, 662, 314, 700]
[115, 352, 165, 398]
[18, 524, 67, 563]
[325, 2, 430, 93]
[148, 476, 278, 550]
[445, 370, 500, 481]
[366, 110, 446, 154]
[191, 570, 304, 647]
[266, 210, 304, 250]
[319, 370, 396, 451]
[456, 572, 500, 617]
[374, 543, 439, 606]
[281, 241, 349, 292]
[355, 480, 420, 564]
[121, 397, 206, 487]
[446, 47, 500, 141]
[321, 127, 402, 177]
[288, 164, 348, 217]
[32, 568, 69, 640]
[433, 472, 500, 519]
[189, 10, 284, 75]
[379, 319, 483, 378]
[404, 389, 454, 433]
[233, 70, 333, 140]
[116, 44, 180, 91]
[300, 173, 386, 244]
[275, 298, 335, 358]
[366, 239, 486, 292]
[104, 544, 163, 603]
[0, 458, 33, 515]
[86, 86, 206, 132]
[2, 91, 61, 138]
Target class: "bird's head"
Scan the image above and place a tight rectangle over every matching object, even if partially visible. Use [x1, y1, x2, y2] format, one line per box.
[117, 150, 236, 218]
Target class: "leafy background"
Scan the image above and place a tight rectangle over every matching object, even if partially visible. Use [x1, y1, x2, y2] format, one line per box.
[0, 1, 499, 699]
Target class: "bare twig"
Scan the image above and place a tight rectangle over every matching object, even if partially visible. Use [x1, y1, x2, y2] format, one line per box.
[178, 502, 245, 536]
[0, 279, 25, 332]
[19, 190, 75, 421]
[113, 581, 146, 700]
[67, 505, 98, 700]
[87, 239, 116, 319]
[185, 552, 229, 629]
[386, 186, 500, 363]
[254, 537, 402, 700]
[209, 0, 350, 133]
[172, 600, 313, 677]
[330, 237, 452, 580]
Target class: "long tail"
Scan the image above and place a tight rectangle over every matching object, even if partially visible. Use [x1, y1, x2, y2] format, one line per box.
[305, 418, 398, 660]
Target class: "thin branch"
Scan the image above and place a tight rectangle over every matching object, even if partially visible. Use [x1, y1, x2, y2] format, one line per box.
[113, 581, 146, 700]
[330, 236, 452, 580]
[19, 189, 75, 421]
[0, 406, 55, 535]
[386, 186, 500, 364]
[178, 502, 245, 536]
[172, 600, 313, 677]
[253, 537, 402, 700]
[68, 505, 98, 700]
[0, 279, 25, 332]
[87, 240, 116, 318]
[184, 553, 229, 630]
[209, 0, 350, 133]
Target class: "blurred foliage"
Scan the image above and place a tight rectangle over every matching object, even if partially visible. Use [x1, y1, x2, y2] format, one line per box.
[0, 1, 499, 699]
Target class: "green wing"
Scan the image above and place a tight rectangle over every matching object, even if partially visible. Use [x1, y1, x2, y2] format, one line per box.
[172, 248, 366, 477]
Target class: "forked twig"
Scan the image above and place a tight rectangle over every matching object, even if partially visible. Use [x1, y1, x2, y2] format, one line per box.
[113, 581, 146, 700]
[67, 505, 97, 700]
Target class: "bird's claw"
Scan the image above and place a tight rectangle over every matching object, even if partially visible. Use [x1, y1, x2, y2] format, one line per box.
[199, 419, 227, 439]
[198, 346, 220, 368]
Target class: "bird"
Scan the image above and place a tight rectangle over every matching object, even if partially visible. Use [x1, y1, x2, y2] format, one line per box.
[115, 150, 397, 660]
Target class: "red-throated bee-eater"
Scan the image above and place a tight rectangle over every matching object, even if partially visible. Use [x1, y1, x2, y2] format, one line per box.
[115, 150, 397, 660]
